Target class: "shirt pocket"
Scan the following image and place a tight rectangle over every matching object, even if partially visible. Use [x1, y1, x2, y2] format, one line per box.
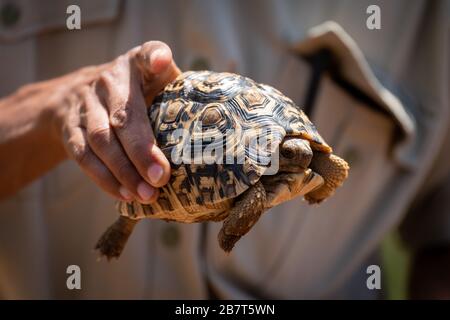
[0, 0, 120, 42]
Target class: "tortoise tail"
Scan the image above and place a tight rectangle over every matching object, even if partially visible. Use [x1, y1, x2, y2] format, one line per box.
[95, 216, 138, 261]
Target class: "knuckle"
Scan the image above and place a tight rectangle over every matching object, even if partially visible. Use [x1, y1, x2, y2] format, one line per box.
[97, 71, 114, 91]
[102, 59, 126, 81]
[88, 126, 110, 147]
[98, 68, 121, 92]
[109, 106, 131, 130]
[67, 139, 91, 166]
[111, 94, 129, 110]
[78, 84, 91, 97]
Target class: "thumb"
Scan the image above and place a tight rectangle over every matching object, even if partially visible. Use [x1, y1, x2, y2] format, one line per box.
[133, 41, 181, 105]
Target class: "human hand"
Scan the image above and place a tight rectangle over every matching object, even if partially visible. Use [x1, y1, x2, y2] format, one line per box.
[52, 41, 181, 203]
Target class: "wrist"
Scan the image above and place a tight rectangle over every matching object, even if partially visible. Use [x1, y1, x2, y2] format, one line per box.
[42, 97, 68, 161]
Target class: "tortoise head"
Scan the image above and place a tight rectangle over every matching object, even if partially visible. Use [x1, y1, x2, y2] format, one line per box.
[279, 137, 313, 172]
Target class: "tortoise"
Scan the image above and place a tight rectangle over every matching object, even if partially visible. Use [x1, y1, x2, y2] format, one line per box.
[96, 71, 349, 260]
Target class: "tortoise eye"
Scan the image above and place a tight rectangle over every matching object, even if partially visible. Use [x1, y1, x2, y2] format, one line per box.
[281, 147, 296, 159]
[202, 107, 222, 126]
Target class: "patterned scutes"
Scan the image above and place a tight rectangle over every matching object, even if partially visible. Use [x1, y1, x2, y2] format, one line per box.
[120, 71, 328, 221]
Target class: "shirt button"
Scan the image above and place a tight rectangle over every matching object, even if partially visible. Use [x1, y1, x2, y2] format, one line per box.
[1, 3, 21, 28]
[190, 56, 211, 71]
[161, 224, 180, 248]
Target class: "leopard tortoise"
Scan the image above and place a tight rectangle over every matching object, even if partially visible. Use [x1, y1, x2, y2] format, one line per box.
[96, 71, 349, 260]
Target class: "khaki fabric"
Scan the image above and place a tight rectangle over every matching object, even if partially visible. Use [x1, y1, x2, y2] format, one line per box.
[0, 0, 449, 299]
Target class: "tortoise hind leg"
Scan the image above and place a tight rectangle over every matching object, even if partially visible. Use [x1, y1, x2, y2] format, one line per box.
[95, 216, 138, 260]
[218, 181, 267, 252]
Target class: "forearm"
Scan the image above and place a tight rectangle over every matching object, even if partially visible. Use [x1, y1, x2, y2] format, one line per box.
[0, 83, 67, 199]
[0, 63, 109, 200]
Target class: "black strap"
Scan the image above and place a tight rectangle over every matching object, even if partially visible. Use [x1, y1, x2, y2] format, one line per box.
[300, 48, 391, 119]
[302, 49, 334, 117]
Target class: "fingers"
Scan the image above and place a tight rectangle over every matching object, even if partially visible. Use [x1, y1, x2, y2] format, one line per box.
[80, 86, 159, 203]
[95, 41, 180, 190]
[97, 57, 171, 191]
[60, 41, 179, 202]
[62, 120, 128, 201]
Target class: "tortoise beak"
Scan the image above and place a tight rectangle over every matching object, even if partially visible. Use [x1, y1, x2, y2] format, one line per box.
[301, 169, 325, 195]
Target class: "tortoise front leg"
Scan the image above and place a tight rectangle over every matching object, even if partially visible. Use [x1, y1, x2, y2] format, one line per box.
[304, 152, 349, 204]
[218, 181, 267, 252]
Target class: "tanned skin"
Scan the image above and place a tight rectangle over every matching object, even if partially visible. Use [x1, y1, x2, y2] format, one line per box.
[0, 41, 180, 203]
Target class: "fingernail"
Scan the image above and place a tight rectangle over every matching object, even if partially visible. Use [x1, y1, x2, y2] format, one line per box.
[119, 186, 133, 201]
[137, 182, 155, 201]
[150, 49, 163, 68]
[151, 48, 163, 60]
[150, 48, 170, 73]
[148, 163, 164, 185]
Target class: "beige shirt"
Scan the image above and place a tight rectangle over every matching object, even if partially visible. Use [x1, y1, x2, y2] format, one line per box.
[0, 0, 449, 299]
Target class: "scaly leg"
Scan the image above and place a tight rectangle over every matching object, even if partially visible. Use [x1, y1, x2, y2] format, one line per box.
[218, 181, 266, 252]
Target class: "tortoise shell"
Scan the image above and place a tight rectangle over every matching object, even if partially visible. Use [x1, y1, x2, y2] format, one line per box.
[118, 71, 331, 222]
